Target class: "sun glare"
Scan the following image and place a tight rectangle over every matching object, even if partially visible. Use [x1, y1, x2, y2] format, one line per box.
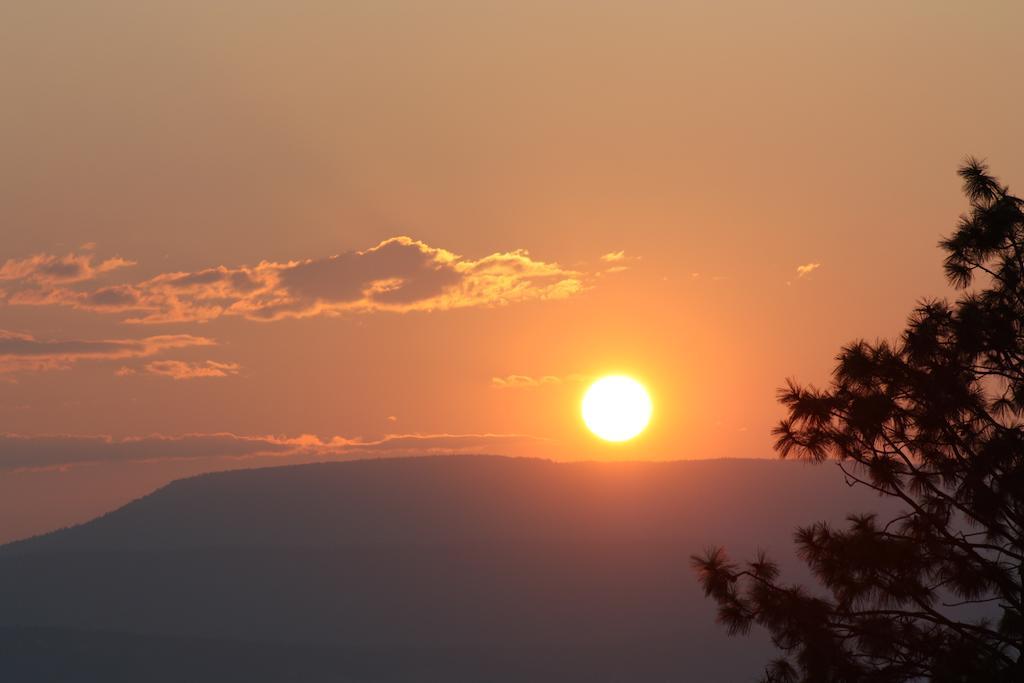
[581, 375, 653, 442]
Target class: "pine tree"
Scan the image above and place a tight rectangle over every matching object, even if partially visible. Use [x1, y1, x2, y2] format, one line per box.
[693, 159, 1024, 681]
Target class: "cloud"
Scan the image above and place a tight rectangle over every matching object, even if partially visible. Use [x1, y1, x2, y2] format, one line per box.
[597, 250, 641, 275]
[796, 262, 821, 278]
[4, 237, 585, 324]
[491, 374, 586, 389]
[0, 250, 134, 286]
[0, 433, 294, 471]
[600, 250, 627, 262]
[0, 330, 215, 374]
[145, 360, 241, 380]
[0, 431, 545, 472]
[324, 432, 545, 458]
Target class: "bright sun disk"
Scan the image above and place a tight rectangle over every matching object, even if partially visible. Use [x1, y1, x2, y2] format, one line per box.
[581, 375, 652, 442]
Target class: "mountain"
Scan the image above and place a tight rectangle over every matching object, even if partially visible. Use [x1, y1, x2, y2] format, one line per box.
[0, 455, 896, 681]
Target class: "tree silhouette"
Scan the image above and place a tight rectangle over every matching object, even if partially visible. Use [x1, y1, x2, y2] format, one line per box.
[693, 159, 1023, 682]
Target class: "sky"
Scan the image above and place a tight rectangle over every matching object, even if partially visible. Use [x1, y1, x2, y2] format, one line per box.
[2, 1, 1024, 542]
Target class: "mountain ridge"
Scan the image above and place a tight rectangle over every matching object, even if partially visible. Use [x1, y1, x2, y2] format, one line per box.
[0, 454, 894, 681]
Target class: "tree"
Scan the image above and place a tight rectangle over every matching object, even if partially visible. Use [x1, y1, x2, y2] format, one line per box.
[693, 159, 1024, 682]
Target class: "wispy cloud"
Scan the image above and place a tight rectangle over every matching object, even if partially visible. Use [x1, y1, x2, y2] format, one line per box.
[327, 432, 545, 457]
[145, 360, 241, 380]
[490, 374, 586, 389]
[600, 250, 627, 263]
[796, 262, 821, 278]
[0, 431, 545, 471]
[0, 330, 215, 374]
[0, 250, 134, 286]
[597, 250, 641, 275]
[3, 237, 585, 324]
[0, 433, 293, 471]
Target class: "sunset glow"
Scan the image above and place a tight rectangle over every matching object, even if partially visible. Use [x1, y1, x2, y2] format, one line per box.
[581, 376, 653, 442]
[1, 3, 1021, 679]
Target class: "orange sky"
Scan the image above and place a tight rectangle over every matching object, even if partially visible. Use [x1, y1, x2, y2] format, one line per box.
[2, 1, 1023, 542]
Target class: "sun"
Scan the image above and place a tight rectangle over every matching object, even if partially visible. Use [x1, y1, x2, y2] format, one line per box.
[581, 375, 653, 442]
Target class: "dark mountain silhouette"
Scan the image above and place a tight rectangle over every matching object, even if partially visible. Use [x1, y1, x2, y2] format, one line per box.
[0, 626, 368, 683]
[0, 455, 897, 681]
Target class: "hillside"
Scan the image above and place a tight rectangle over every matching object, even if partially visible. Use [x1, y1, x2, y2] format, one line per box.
[0, 455, 896, 681]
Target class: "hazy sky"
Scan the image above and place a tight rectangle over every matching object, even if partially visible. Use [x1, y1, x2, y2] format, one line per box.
[2, 1, 1023, 541]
